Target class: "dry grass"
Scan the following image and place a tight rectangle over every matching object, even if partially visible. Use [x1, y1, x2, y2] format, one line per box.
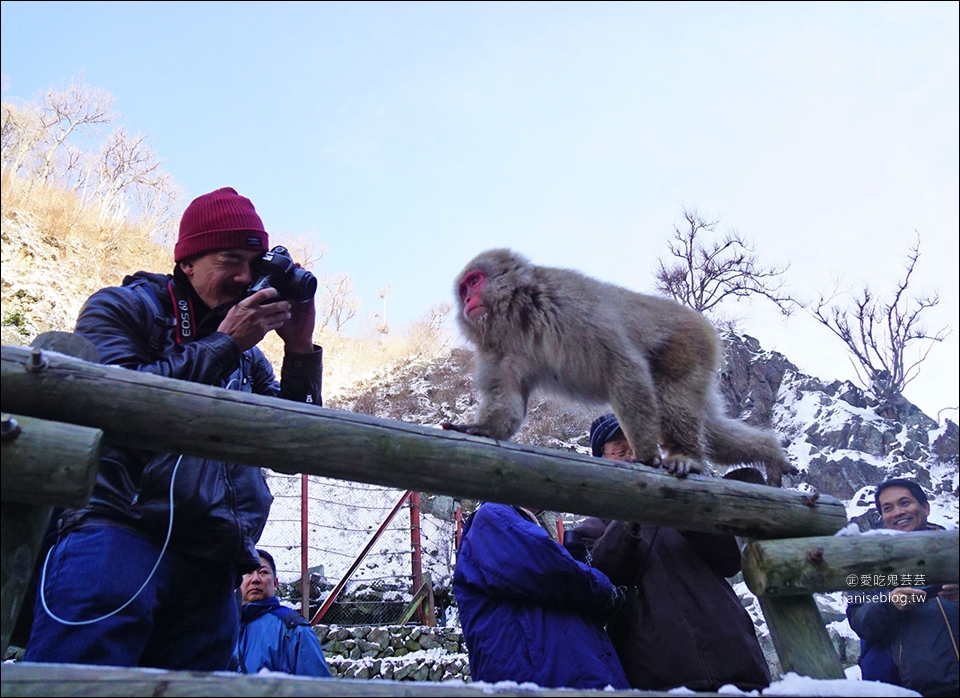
[1, 174, 173, 345]
[2, 173, 452, 400]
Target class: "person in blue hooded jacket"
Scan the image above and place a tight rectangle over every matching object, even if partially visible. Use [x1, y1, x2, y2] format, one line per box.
[236, 550, 331, 677]
[452, 502, 629, 689]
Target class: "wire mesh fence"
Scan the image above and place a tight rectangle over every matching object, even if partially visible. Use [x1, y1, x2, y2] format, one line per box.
[257, 471, 459, 626]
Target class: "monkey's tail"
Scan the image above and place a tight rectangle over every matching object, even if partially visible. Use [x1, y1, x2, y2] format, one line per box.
[703, 399, 796, 487]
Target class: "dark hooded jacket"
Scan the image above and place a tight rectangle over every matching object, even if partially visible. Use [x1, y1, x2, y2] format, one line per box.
[59, 270, 322, 570]
[569, 517, 771, 692]
[453, 503, 629, 689]
[847, 523, 959, 697]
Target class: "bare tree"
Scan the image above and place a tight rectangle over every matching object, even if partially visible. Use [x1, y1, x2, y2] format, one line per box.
[404, 302, 452, 358]
[1, 101, 45, 177]
[2, 75, 183, 238]
[810, 237, 950, 401]
[318, 271, 360, 333]
[654, 208, 795, 323]
[35, 77, 115, 186]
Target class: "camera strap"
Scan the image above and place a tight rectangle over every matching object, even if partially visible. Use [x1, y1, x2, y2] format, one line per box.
[167, 280, 197, 345]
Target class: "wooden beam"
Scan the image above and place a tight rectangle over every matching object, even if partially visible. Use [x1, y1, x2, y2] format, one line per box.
[0, 662, 640, 697]
[1, 344, 847, 539]
[1, 414, 102, 508]
[743, 530, 960, 597]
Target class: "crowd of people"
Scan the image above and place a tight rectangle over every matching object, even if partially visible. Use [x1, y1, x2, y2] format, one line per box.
[12, 187, 958, 695]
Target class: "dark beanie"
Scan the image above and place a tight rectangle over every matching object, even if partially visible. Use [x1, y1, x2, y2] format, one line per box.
[174, 187, 269, 262]
[590, 413, 623, 457]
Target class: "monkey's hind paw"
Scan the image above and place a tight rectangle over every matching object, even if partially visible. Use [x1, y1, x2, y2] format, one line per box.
[441, 422, 492, 437]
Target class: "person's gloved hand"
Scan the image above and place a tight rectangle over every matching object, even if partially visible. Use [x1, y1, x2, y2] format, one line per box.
[563, 529, 589, 564]
[600, 585, 628, 622]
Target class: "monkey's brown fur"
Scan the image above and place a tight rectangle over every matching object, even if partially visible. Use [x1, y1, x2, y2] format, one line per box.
[449, 248, 796, 487]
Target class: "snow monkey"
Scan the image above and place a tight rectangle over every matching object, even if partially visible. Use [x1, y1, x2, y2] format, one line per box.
[443, 248, 797, 487]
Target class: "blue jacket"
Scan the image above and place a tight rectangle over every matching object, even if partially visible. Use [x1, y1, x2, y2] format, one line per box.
[452, 503, 629, 689]
[62, 270, 322, 570]
[237, 597, 332, 677]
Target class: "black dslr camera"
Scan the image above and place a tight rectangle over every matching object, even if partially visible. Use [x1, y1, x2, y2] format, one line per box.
[248, 246, 317, 303]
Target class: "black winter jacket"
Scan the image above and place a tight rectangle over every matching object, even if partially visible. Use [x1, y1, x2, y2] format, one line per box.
[569, 518, 771, 692]
[60, 270, 323, 571]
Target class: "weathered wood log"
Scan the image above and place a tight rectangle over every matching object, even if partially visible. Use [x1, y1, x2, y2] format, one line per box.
[1, 501, 51, 656]
[1, 414, 102, 508]
[1, 334, 103, 658]
[1, 344, 847, 539]
[0, 662, 632, 697]
[743, 529, 960, 597]
[758, 595, 845, 679]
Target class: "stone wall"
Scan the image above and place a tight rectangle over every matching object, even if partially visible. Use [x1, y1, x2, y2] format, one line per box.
[317, 624, 470, 681]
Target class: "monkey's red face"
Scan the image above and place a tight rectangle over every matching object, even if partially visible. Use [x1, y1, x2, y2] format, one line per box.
[459, 270, 487, 321]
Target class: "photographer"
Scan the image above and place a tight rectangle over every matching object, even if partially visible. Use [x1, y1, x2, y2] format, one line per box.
[24, 187, 322, 671]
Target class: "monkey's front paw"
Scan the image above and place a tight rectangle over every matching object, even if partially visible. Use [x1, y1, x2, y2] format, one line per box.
[662, 456, 702, 478]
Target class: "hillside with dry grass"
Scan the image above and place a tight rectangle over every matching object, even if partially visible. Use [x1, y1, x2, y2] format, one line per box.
[0, 173, 454, 398]
[1, 175, 171, 346]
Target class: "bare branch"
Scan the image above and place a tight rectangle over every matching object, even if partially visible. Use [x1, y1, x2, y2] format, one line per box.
[654, 208, 797, 319]
[808, 236, 951, 402]
[318, 272, 360, 334]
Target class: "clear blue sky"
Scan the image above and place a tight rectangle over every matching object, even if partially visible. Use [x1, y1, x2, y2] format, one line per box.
[2, 1, 957, 420]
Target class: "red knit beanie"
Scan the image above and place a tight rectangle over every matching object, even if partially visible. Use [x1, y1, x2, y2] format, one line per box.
[174, 187, 269, 262]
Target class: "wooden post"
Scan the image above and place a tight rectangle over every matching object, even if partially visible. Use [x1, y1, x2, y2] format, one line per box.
[1, 344, 848, 540]
[1, 501, 52, 656]
[758, 595, 845, 679]
[1, 334, 102, 657]
[743, 530, 959, 597]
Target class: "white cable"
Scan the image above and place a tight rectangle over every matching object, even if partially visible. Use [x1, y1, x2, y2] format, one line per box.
[40, 454, 182, 626]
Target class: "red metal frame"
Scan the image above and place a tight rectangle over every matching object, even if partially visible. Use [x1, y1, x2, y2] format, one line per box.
[309, 490, 413, 625]
[301, 474, 310, 619]
[409, 492, 423, 625]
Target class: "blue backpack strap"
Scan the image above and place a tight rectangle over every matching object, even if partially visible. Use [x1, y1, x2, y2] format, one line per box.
[269, 605, 311, 630]
[126, 278, 175, 354]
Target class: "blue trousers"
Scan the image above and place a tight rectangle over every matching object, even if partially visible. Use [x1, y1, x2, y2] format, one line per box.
[24, 523, 239, 670]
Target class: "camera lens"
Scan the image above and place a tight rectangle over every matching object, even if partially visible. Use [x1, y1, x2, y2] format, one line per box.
[291, 268, 318, 302]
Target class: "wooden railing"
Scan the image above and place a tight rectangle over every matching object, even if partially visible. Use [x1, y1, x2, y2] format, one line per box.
[2, 337, 957, 696]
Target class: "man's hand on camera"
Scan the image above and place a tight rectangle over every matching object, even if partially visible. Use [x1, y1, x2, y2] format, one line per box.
[219, 288, 291, 352]
[276, 297, 317, 354]
[939, 583, 959, 604]
[890, 587, 931, 612]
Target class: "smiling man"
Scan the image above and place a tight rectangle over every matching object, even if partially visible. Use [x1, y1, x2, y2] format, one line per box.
[847, 478, 959, 696]
[876, 479, 937, 533]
